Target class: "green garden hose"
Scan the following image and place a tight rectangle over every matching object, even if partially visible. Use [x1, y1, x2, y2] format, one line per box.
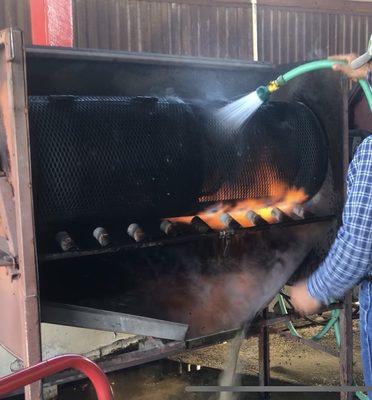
[359, 79, 372, 110]
[280, 60, 345, 82]
[256, 59, 372, 112]
[277, 293, 367, 399]
[277, 293, 340, 341]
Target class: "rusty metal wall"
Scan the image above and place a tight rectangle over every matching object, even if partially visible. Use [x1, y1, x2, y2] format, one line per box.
[0, 0, 31, 43]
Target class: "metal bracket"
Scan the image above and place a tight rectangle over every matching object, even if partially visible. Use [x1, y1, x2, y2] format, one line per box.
[0, 176, 18, 257]
[0, 28, 15, 62]
[0, 253, 19, 279]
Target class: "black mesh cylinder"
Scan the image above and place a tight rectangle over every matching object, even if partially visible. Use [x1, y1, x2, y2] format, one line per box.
[28, 96, 327, 229]
[199, 101, 328, 202]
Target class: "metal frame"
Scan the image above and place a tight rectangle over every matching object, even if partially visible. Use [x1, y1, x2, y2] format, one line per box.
[8, 303, 351, 399]
[340, 80, 353, 400]
[39, 216, 335, 262]
[0, 28, 41, 400]
[25, 45, 272, 69]
[258, 308, 270, 400]
[0, 354, 112, 400]
[41, 303, 189, 342]
[0, 28, 353, 400]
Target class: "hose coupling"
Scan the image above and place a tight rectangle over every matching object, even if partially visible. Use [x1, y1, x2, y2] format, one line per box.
[267, 80, 280, 93]
[268, 75, 286, 93]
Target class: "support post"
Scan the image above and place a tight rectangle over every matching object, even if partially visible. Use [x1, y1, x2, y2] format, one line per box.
[258, 308, 270, 400]
[251, 0, 259, 61]
[339, 75, 352, 400]
[0, 28, 42, 400]
[339, 293, 353, 400]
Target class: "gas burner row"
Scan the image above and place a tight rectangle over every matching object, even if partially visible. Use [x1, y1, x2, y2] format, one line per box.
[54, 204, 312, 252]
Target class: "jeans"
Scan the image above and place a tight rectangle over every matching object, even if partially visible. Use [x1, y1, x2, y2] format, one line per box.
[360, 280, 372, 399]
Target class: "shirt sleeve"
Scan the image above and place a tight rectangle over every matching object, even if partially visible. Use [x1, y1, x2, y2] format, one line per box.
[307, 137, 372, 304]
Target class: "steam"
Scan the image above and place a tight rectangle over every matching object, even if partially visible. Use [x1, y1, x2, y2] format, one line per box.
[216, 224, 328, 399]
[134, 224, 327, 400]
[134, 223, 326, 338]
[109, 221, 330, 400]
[217, 248, 304, 400]
[219, 332, 245, 400]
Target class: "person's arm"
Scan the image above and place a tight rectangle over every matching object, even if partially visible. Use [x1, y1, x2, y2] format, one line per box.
[307, 137, 372, 304]
[329, 53, 369, 81]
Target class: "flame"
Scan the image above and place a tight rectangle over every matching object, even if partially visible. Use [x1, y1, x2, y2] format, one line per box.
[168, 184, 308, 230]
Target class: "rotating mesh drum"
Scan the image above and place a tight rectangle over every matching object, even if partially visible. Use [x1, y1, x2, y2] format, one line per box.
[199, 101, 328, 202]
[28, 96, 327, 228]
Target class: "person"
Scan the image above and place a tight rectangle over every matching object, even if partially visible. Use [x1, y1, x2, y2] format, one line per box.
[290, 38, 372, 394]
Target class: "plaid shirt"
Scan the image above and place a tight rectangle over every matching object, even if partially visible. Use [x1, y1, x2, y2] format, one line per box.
[307, 135, 372, 304]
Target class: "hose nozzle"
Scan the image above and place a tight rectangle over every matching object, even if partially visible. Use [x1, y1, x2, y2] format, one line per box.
[256, 76, 285, 102]
[256, 86, 271, 102]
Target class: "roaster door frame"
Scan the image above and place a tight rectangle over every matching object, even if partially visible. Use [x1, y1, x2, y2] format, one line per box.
[0, 28, 41, 400]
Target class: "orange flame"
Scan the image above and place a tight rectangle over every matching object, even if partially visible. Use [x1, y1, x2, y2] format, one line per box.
[168, 184, 308, 230]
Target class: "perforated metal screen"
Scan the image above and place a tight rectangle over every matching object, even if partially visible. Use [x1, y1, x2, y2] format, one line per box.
[28, 96, 327, 228]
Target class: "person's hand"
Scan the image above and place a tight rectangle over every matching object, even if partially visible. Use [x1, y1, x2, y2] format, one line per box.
[289, 280, 322, 315]
[329, 53, 368, 81]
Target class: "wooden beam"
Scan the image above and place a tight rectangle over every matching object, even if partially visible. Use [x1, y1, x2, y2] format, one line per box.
[257, 0, 372, 14]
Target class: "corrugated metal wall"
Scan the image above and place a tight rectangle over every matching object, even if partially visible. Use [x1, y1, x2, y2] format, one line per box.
[257, 4, 372, 63]
[72, 0, 372, 64]
[73, 0, 253, 59]
[0, 0, 371, 65]
[0, 0, 31, 43]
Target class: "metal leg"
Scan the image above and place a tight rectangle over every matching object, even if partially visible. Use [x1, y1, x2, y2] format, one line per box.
[43, 385, 58, 400]
[339, 292, 353, 400]
[258, 308, 270, 400]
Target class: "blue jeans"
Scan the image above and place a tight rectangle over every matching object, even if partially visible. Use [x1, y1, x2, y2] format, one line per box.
[360, 281, 372, 399]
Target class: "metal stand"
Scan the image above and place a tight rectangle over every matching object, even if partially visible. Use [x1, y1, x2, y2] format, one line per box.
[340, 293, 353, 400]
[255, 300, 354, 400]
[258, 308, 270, 400]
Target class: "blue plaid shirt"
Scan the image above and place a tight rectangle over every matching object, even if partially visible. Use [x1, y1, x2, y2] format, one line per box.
[307, 135, 372, 304]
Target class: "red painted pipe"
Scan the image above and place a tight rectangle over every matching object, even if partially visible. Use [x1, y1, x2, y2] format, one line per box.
[29, 0, 73, 46]
[0, 354, 113, 400]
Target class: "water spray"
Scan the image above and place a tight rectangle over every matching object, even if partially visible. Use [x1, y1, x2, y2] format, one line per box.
[218, 59, 372, 130]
